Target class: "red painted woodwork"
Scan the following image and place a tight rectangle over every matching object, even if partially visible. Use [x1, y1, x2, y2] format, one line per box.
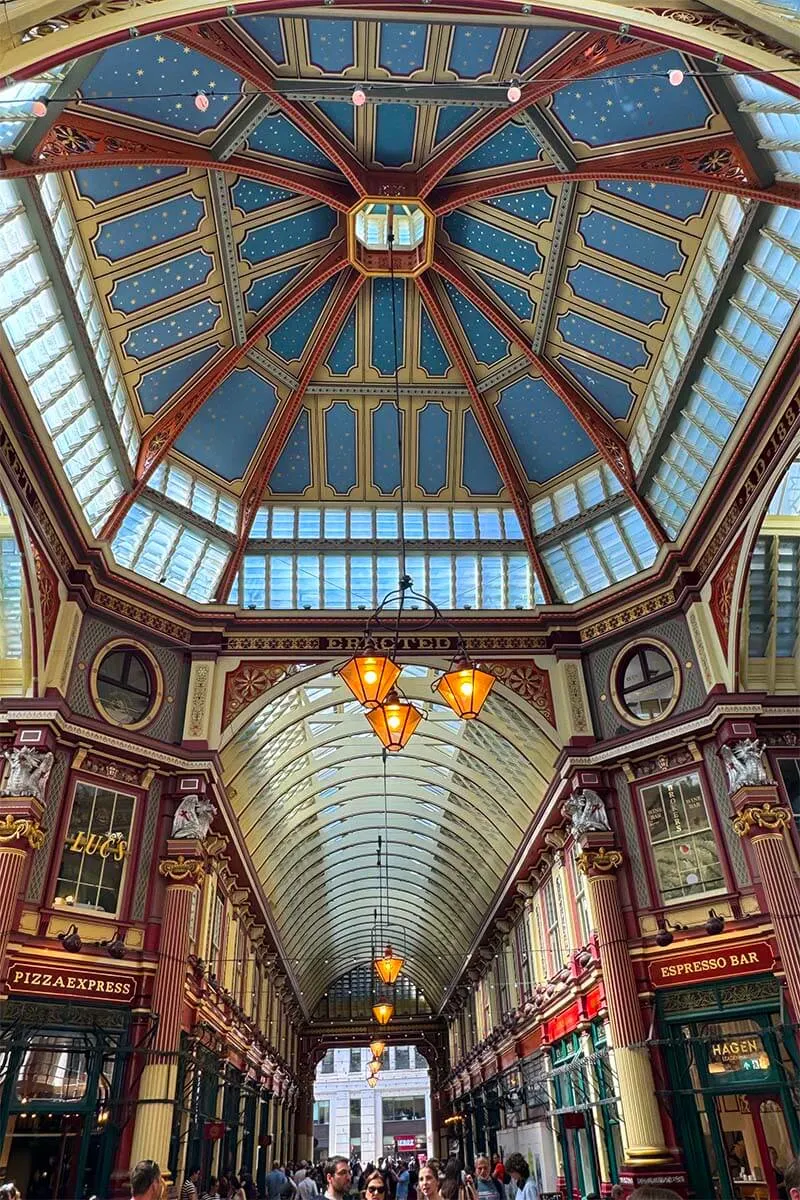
[9, 113, 355, 210]
[415, 273, 555, 603]
[215, 269, 366, 599]
[709, 529, 746, 657]
[175, 23, 367, 195]
[417, 33, 658, 197]
[432, 250, 666, 544]
[100, 243, 349, 541]
[430, 134, 800, 215]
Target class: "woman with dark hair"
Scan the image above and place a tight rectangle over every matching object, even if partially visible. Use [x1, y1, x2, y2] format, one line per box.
[504, 1155, 538, 1200]
[229, 1177, 246, 1200]
[439, 1159, 476, 1200]
[362, 1168, 388, 1200]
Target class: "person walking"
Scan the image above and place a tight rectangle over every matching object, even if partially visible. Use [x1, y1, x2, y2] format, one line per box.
[418, 1163, 441, 1200]
[182, 1166, 202, 1200]
[324, 1157, 353, 1200]
[474, 1158, 502, 1200]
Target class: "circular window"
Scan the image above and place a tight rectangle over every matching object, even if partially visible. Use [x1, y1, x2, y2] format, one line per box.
[90, 643, 161, 728]
[613, 642, 679, 724]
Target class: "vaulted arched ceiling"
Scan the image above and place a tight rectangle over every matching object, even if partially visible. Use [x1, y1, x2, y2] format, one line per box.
[221, 663, 559, 1009]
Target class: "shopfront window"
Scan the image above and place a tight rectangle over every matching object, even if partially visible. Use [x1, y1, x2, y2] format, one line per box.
[349, 1048, 362, 1073]
[394, 1046, 410, 1070]
[209, 891, 225, 974]
[639, 771, 725, 901]
[320, 1049, 334, 1075]
[349, 1097, 361, 1153]
[571, 850, 592, 945]
[53, 781, 134, 913]
[16, 1036, 89, 1103]
[543, 876, 564, 974]
[313, 1101, 330, 1124]
[383, 1096, 426, 1121]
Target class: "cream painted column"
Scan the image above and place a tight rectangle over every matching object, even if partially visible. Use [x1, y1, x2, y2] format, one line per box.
[129, 840, 205, 1179]
[0, 796, 45, 987]
[576, 837, 671, 1168]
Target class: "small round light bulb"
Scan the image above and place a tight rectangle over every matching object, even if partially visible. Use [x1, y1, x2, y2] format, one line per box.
[352, 87, 367, 107]
[507, 83, 522, 103]
[30, 100, 48, 118]
[195, 92, 210, 111]
[668, 69, 684, 87]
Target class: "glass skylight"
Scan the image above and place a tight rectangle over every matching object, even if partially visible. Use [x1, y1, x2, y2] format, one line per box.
[768, 456, 800, 516]
[541, 505, 658, 603]
[630, 195, 749, 473]
[149, 459, 238, 533]
[248, 504, 524, 542]
[0, 179, 125, 534]
[531, 464, 623, 534]
[38, 175, 140, 471]
[0, 69, 68, 153]
[354, 202, 427, 250]
[111, 499, 231, 602]
[732, 76, 800, 183]
[646, 205, 800, 538]
[228, 549, 544, 609]
[0, 504, 23, 662]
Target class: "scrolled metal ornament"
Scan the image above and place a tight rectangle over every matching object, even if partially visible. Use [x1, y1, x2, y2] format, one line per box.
[575, 846, 624, 876]
[0, 814, 45, 850]
[158, 855, 204, 884]
[732, 803, 792, 836]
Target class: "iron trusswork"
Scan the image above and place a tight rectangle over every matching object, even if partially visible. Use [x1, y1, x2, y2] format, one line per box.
[732, 784, 800, 1019]
[576, 832, 675, 1177]
[415, 273, 555, 602]
[129, 839, 205, 1177]
[432, 251, 667, 547]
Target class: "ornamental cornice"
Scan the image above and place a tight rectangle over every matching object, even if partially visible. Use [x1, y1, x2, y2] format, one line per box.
[0, 814, 45, 850]
[732, 803, 792, 836]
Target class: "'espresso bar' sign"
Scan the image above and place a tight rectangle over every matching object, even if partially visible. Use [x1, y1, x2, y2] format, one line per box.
[7, 960, 137, 1003]
[648, 940, 774, 987]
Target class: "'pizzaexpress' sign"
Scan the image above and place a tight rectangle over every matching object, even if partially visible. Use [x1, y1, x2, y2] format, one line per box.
[7, 961, 137, 1003]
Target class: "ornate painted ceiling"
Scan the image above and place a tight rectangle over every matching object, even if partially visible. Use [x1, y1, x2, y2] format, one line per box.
[1, 4, 799, 607]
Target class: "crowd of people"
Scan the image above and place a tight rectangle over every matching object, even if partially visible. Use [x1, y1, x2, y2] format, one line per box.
[128, 1152, 800, 1200]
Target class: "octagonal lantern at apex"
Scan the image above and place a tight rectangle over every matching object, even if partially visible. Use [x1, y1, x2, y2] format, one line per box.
[347, 198, 435, 277]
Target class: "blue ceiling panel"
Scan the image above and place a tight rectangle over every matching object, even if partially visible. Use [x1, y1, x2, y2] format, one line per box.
[557, 355, 636, 420]
[597, 179, 707, 220]
[433, 106, 481, 147]
[136, 343, 220, 414]
[307, 20, 355, 73]
[94, 194, 205, 262]
[239, 206, 338, 265]
[417, 402, 450, 494]
[315, 101, 356, 147]
[449, 123, 541, 175]
[326, 306, 357, 375]
[81, 37, 243, 132]
[448, 26, 503, 79]
[477, 271, 534, 321]
[378, 22, 429, 75]
[244, 265, 304, 315]
[443, 281, 510, 367]
[109, 250, 214, 315]
[557, 312, 649, 369]
[374, 104, 418, 168]
[268, 277, 335, 363]
[497, 375, 595, 482]
[325, 402, 358, 493]
[372, 402, 403, 494]
[443, 211, 541, 274]
[462, 411, 503, 495]
[124, 300, 222, 361]
[269, 409, 312, 493]
[517, 28, 572, 73]
[550, 52, 713, 147]
[485, 188, 554, 226]
[73, 165, 185, 204]
[419, 306, 451, 377]
[248, 113, 338, 170]
[578, 210, 685, 277]
[174, 367, 279, 480]
[566, 263, 666, 325]
[235, 15, 287, 63]
[230, 178, 295, 214]
[371, 279, 406, 377]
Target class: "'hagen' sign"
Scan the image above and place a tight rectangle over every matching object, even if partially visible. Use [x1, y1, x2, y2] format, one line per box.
[7, 961, 137, 1003]
[649, 940, 774, 988]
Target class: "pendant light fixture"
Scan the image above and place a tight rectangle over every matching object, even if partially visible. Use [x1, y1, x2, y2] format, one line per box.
[373, 753, 406, 988]
[337, 220, 495, 748]
[370, 1039, 386, 1059]
[372, 1000, 395, 1026]
[368, 1058, 382, 1076]
[367, 1075, 379, 1088]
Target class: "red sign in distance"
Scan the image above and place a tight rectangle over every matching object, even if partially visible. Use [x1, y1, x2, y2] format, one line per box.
[395, 1136, 418, 1151]
[648, 940, 774, 988]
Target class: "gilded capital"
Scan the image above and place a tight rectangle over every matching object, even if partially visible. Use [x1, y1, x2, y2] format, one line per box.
[732, 803, 792, 837]
[159, 855, 205, 884]
[0, 814, 46, 851]
[576, 846, 623, 876]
